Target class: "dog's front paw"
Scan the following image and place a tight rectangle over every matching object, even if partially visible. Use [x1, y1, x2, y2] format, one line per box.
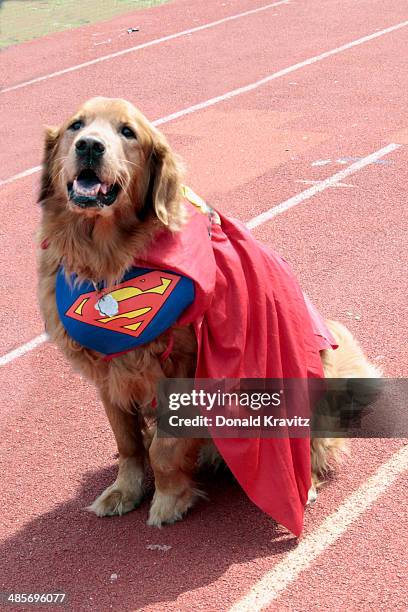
[147, 488, 203, 527]
[87, 480, 143, 517]
[87, 456, 144, 517]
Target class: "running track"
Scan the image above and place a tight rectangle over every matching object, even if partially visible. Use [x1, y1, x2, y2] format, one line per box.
[1, 0, 407, 610]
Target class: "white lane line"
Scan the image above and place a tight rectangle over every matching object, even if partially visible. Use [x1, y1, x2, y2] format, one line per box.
[1, 18, 407, 188]
[295, 179, 354, 187]
[0, 1, 290, 94]
[0, 165, 42, 188]
[229, 443, 408, 612]
[0, 142, 401, 366]
[246, 143, 400, 229]
[0, 333, 48, 366]
[153, 19, 408, 125]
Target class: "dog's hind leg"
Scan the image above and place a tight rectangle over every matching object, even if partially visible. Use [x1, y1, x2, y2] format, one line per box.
[87, 393, 145, 517]
[148, 436, 205, 527]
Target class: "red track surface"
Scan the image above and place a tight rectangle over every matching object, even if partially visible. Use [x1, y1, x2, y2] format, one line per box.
[1, 0, 407, 610]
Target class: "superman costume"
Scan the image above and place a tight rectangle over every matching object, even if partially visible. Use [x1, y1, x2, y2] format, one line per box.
[56, 186, 336, 536]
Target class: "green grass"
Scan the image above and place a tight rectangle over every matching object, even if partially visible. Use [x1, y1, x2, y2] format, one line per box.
[0, 0, 168, 48]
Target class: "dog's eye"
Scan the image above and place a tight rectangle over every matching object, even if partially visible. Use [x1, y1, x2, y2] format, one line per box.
[69, 120, 84, 131]
[121, 126, 136, 139]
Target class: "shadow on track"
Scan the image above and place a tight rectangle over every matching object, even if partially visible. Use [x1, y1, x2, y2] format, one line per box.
[0, 464, 299, 610]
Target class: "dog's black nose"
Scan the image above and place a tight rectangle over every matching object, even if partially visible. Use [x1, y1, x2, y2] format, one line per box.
[75, 137, 105, 159]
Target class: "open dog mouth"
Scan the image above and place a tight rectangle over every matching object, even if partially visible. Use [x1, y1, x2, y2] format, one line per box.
[67, 169, 120, 208]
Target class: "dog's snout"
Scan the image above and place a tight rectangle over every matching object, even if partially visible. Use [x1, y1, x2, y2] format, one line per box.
[75, 136, 106, 159]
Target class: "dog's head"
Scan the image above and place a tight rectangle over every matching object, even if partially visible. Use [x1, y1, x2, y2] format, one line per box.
[39, 97, 182, 227]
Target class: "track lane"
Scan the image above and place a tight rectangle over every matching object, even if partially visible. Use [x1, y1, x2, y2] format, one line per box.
[0, 0, 290, 94]
[265, 467, 408, 611]
[0, 344, 405, 610]
[1, 0, 408, 179]
[1, 24, 408, 354]
[1, 1, 408, 610]
[1, 0, 291, 88]
[0, 143, 407, 609]
[5, 0, 405, 90]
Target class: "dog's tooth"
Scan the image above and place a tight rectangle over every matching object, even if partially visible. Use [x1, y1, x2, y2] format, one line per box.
[79, 185, 97, 196]
[100, 183, 109, 194]
[72, 177, 103, 197]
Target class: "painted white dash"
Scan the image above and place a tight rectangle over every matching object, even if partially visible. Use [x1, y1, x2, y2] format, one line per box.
[246, 143, 400, 229]
[0, 333, 48, 366]
[0, 165, 42, 189]
[295, 179, 354, 187]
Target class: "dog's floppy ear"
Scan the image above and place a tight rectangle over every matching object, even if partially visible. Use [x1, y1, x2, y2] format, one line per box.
[150, 132, 182, 228]
[38, 126, 60, 203]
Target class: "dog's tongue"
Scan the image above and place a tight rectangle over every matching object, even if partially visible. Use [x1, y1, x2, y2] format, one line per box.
[73, 173, 110, 197]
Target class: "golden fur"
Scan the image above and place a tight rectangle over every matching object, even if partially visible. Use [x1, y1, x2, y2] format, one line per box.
[37, 97, 380, 526]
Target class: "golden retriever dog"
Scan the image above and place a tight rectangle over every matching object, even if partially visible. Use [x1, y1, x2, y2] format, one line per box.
[37, 97, 380, 527]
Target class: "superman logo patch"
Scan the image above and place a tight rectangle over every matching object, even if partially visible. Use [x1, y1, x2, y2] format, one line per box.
[66, 270, 180, 337]
[56, 266, 195, 355]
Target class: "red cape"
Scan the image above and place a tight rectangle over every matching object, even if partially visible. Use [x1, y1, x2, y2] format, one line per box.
[135, 201, 336, 536]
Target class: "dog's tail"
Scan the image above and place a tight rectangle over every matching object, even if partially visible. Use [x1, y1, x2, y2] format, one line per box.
[311, 320, 382, 486]
[323, 319, 383, 403]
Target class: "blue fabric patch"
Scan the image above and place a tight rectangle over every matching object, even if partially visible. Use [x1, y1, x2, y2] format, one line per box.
[56, 266, 195, 355]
